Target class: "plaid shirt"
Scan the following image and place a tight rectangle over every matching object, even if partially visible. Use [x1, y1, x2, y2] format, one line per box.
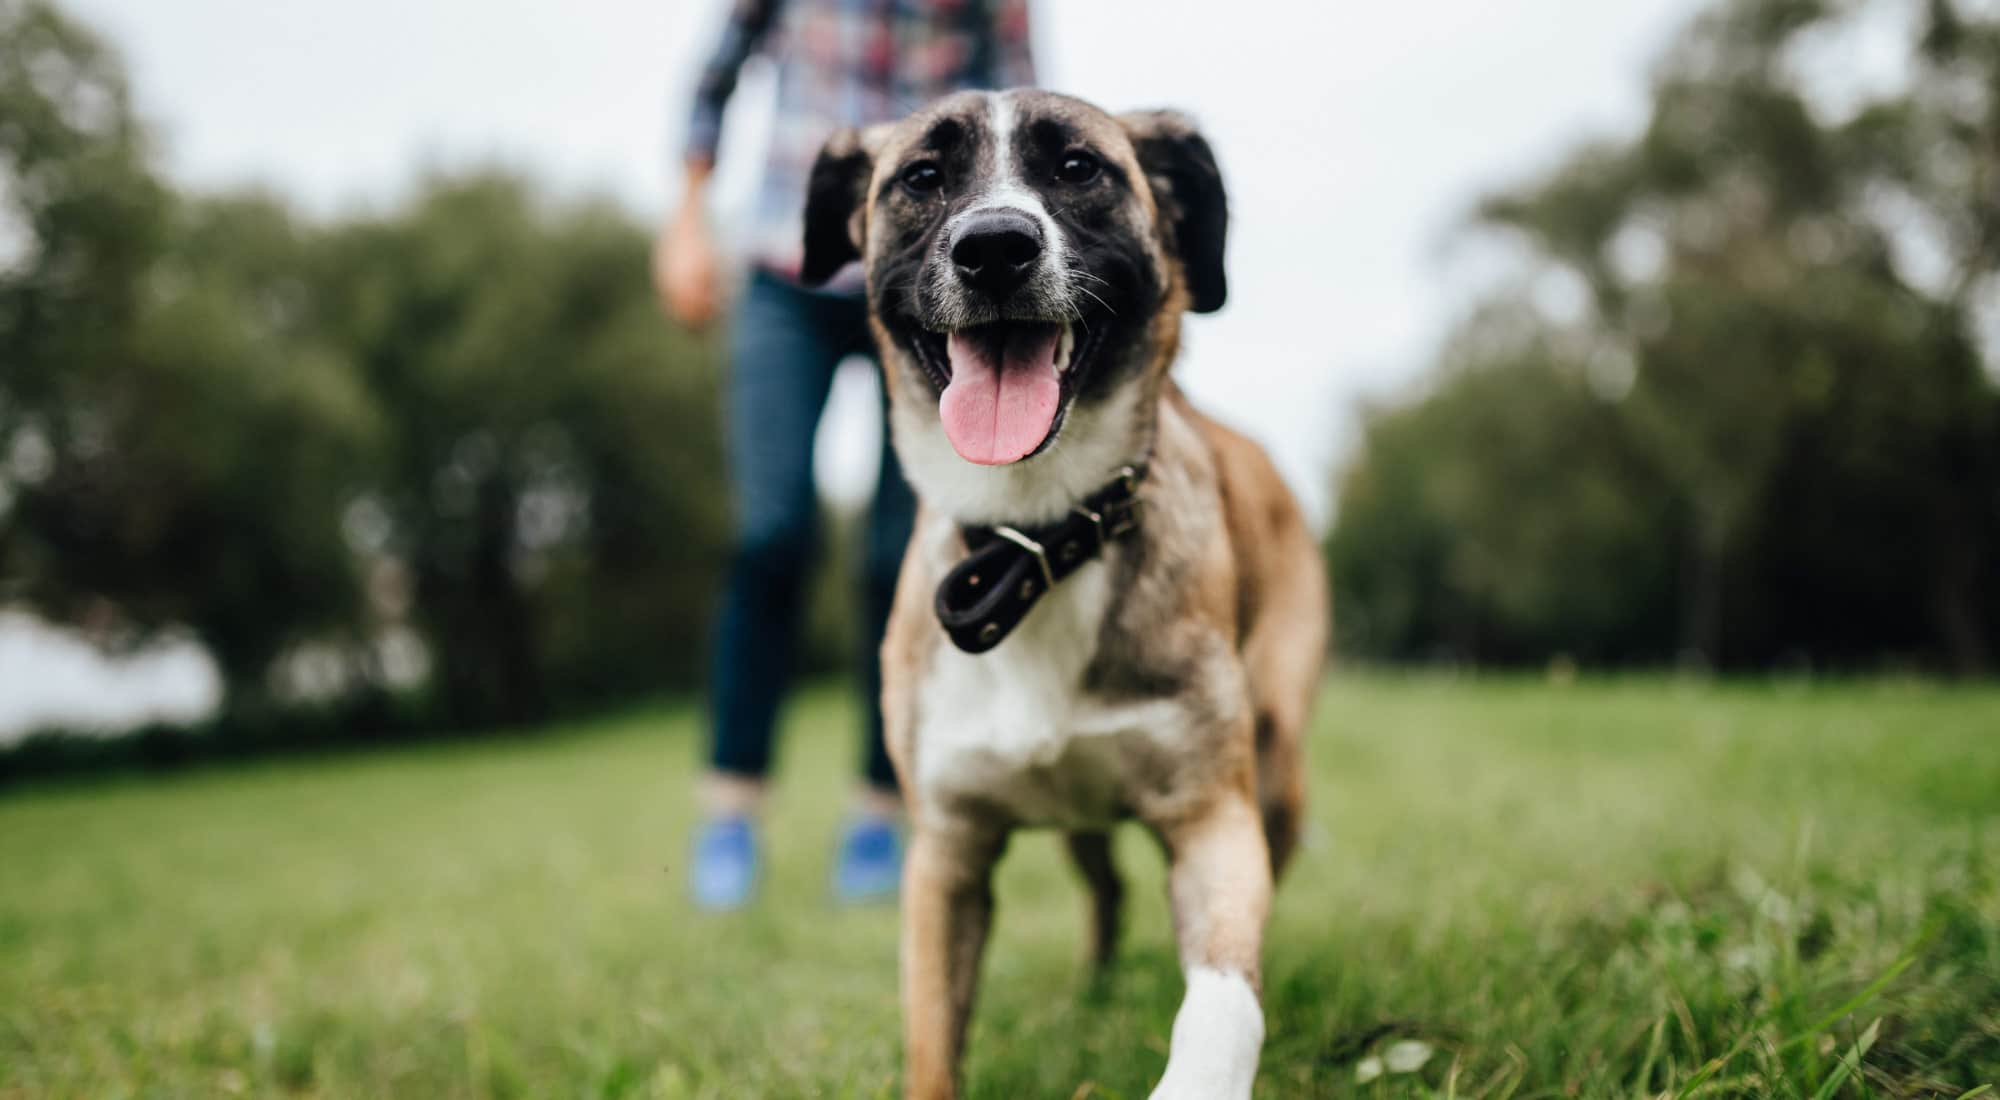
[685, 0, 1036, 280]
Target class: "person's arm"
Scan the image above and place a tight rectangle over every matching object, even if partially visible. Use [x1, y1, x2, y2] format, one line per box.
[990, 0, 1036, 88]
[657, 159, 720, 326]
[683, 0, 786, 171]
[656, 0, 786, 327]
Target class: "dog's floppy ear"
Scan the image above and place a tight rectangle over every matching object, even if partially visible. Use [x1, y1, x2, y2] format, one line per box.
[800, 126, 882, 286]
[1120, 111, 1229, 314]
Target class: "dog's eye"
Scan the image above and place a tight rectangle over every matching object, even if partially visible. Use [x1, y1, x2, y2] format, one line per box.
[900, 161, 943, 195]
[1055, 152, 1101, 185]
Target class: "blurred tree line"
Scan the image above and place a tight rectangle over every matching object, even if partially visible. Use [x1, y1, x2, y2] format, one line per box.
[0, 0, 740, 760]
[1330, 0, 2000, 674]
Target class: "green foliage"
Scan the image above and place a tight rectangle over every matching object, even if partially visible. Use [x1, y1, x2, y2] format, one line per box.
[1, 1, 729, 734]
[1331, 0, 2000, 672]
[2, 677, 1994, 1097]
[0, 3, 372, 700]
[1330, 318, 1679, 664]
[313, 175, 727, 726]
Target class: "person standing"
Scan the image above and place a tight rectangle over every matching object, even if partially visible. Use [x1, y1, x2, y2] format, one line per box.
[657, 0, 1036, 909]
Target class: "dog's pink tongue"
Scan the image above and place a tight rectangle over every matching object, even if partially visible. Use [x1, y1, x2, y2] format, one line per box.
[939, 326, 1062, 465]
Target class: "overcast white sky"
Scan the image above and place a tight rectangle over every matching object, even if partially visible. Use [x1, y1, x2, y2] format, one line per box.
[60, 0, 1707, 521]
[6, 0, 1716, 735]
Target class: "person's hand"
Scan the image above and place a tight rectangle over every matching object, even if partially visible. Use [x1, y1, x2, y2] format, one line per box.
[655, 204, 722, 329]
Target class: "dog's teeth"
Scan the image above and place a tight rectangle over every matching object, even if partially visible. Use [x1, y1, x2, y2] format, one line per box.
[1056, 324, 1075, 373]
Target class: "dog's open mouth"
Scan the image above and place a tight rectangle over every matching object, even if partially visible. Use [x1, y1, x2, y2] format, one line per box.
[905, 319, 1107, 466]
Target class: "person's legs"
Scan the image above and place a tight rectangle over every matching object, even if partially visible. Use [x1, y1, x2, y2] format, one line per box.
[708, 271, 843, 784]
[695, 270, 847, 908]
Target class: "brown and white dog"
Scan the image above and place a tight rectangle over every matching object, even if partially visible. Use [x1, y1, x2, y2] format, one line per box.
[799, 89, 1327, 1100]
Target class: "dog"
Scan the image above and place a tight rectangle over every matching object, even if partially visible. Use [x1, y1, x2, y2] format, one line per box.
[799, 89, 1327, 1100]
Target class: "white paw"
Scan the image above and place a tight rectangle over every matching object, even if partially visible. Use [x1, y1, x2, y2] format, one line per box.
[1149, 1067, 1255, 1100]
[1146, 967, 1263, 1100]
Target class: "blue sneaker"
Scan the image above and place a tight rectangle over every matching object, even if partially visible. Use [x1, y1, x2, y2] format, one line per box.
[833, 816, 903, 904]
[690, 815, 758, 911]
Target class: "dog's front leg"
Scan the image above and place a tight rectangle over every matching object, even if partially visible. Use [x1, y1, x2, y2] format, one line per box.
[901, 821, 1006, 1100]
[1150, 795, 1272, 1100]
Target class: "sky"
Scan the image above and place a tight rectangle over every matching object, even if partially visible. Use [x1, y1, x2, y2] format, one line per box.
[6, 0, 1710, 736]
[60, 0, 1706, 521]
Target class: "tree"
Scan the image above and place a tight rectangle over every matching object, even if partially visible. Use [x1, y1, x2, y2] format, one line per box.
[315, 174, 728, 727]
[1329, 308, 1679, 665]
[4, 1, 731, 738]
[1, 2, 379, 715]
[1332, 0, 2000, 671]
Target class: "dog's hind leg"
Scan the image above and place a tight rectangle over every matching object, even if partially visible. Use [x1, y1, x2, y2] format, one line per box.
[1254, 712, 1304, 877]
[1240, 526, 1325, 880]
[1064, 830, 1124, 970]
[1198, 405, 1327, 881]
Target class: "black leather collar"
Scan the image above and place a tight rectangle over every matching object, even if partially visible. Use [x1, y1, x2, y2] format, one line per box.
[934, 464, 1147, 654]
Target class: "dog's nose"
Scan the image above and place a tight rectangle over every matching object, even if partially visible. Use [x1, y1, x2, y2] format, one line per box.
[949, 210, 1044, 298]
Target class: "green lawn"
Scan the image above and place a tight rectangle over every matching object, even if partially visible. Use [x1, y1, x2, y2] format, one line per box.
[2, 676, 1996, 1099]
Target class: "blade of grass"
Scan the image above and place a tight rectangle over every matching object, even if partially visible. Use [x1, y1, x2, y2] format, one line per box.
[1773, 947, 1918, 1057]
[1633, 1015, 1666, 1097]
[1675, 920, 1930, 1099]
[1807, 1018, 1879, 1100]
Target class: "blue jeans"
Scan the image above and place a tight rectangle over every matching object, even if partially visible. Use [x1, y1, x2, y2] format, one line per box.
[708, 269, 914, 792]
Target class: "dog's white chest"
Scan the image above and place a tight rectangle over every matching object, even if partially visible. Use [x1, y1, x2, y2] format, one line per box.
[912, 562, 1187, 827]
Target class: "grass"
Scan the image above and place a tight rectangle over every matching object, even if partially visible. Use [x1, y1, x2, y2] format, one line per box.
[1, 674, 1996, 1099]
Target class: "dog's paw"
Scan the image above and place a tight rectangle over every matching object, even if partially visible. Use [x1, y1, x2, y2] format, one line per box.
[1147, 968, 1263, 1100]
[1147, 1062, 1255, 1100]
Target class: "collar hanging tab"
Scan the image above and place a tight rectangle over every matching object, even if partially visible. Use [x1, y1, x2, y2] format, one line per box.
[933, 465, 1146, 654]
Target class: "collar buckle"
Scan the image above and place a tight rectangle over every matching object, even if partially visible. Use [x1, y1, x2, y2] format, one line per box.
[991, 525, 1055, 590]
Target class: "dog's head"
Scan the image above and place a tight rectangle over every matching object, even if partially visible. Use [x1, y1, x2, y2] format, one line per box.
[801, 90, 1227, 520]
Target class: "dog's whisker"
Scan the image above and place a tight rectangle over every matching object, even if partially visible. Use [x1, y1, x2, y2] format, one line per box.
[1075, 285, 1116, 318]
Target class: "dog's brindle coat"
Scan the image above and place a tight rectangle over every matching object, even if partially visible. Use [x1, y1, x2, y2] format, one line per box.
[801, 89, 1326, 1100]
